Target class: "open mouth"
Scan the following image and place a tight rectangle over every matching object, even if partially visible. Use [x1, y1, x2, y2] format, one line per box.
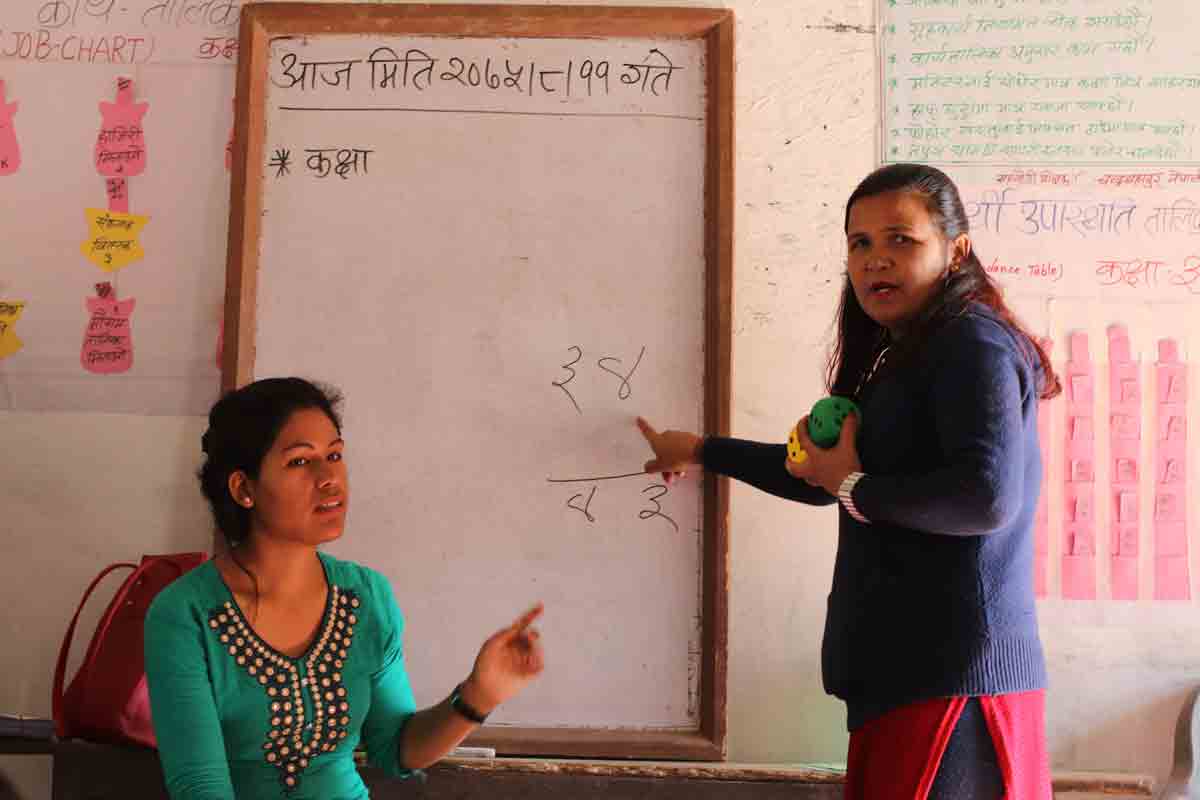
[315, 499, 344, 513]
[868, 281, 900, 297]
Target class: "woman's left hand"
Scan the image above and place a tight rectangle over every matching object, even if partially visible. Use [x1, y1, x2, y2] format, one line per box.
[461, 603, 545, 715]
[785, 412, 862, 495]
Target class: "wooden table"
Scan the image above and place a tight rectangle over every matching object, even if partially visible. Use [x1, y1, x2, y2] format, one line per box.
[0, 739, 1155, 800]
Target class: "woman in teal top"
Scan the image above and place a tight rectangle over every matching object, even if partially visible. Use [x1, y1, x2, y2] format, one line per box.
[145, 377, 544, 799]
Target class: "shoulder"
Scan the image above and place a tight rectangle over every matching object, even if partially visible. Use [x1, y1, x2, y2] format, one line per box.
[146, 560, 221, 626]
[319, 553, 404, 625]
[929, 304, 1034, 373]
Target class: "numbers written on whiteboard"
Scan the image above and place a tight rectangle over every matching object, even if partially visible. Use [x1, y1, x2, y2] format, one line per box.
[557, 478, 679, 533]
[268, 146, 374, 180]
[552, 344, 647, 413]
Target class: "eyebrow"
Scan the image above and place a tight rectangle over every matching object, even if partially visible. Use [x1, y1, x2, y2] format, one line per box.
[847, 223, 917, 237]
[282, 438, 344, 454]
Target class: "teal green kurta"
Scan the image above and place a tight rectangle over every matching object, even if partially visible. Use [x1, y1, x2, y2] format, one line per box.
[144, 552, 416, 799]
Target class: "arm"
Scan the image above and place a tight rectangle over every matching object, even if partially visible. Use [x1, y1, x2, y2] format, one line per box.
[852, 326, 1029, 535]
[399, 604, 543, 768]
[702, 437, 837, 506]
[359, 593, 475, 773]
[635, 418, 835, 506]
[358, 576, 421, 776]
[362, 579, 542, 773]
[144, 596, 236, 800]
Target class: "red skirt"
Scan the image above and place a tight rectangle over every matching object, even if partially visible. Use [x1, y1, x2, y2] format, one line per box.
[844, 691, 1051, 800]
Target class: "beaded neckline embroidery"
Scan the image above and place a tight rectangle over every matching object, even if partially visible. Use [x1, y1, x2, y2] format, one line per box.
[208, 586, 361, 793]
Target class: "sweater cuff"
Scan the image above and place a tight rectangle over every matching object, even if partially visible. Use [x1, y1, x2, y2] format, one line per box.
[838, 472, 870, 524]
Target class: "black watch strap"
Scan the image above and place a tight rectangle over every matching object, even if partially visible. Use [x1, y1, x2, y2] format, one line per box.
[449, 683, 489, 724]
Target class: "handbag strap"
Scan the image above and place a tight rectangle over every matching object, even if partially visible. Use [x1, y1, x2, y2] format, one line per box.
[52, 561, 138, 732]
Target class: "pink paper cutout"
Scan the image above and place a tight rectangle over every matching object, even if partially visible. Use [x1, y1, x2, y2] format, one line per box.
[1063, 332, 1096, 600]
[1154, 339, 1189, 601]
[81, 282, 134, 374]
[106, 177, 129, 213]
[0, 80, 20, 176]
[1107, 325, 1140, 600]
[1033, 338, 1053, 598]
[95, 77, 148, 178]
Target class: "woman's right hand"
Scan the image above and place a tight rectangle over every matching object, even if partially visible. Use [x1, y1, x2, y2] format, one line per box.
[636, 417, 702, 485]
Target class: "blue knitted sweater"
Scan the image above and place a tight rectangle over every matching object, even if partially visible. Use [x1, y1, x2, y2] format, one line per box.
[703, 304, 1047, 730]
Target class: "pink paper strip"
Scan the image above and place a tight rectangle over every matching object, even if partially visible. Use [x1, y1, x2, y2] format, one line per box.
[0, 80, 20, 176]
[1034, 337, 1053, 598]
[1154, 339, 1189, 601]
[95, 77, 148, 178]
[1063, 331, 1097, 600]
[81, 283, 134, 374]
[1108, 325, 1140, 600]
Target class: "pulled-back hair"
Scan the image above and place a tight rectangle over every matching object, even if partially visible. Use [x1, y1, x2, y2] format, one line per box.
[198, 377, 343, 548]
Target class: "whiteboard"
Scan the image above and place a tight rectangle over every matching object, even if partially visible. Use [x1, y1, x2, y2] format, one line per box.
[228, 5, 734, 759]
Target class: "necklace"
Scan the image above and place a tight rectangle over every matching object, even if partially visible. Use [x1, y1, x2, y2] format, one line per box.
[854, 343, 891, 398]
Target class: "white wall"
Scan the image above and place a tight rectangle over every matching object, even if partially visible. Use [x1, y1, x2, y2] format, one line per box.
[2, 0, 1196, 798]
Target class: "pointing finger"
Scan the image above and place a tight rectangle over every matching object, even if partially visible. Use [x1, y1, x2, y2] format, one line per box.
[636, 417, 659, 444]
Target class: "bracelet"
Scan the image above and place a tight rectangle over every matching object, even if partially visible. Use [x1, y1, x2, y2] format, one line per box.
[837, 472, 869, 524]
[449, 683, 490, 724]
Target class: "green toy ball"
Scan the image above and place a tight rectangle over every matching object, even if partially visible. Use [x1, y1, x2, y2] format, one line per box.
[806, 396, 860, 449]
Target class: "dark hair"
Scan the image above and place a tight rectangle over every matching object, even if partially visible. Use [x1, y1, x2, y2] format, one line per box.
[199, 377, 343, 548]
[826, 163, 1060, 400]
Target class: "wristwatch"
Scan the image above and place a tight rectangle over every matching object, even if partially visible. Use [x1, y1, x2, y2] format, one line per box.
[837, 471, 869, 524]
[449, 683, 490, 724]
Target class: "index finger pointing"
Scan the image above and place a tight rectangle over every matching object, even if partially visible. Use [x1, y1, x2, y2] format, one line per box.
[511, 602, 544, 633]
[636, 417, 659, 443]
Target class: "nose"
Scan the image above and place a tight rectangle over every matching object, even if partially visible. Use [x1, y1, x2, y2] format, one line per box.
[316, 461, 340, 490]
[864, 252, 891, 272]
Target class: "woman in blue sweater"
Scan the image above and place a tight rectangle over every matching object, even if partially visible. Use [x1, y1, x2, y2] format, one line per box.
[638, 164, 1061, 799]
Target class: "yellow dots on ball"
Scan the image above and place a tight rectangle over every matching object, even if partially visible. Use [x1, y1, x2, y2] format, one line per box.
[787, 425, 808, 464]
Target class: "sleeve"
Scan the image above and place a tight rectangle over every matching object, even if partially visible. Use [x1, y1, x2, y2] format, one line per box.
[851, 320, 1029, 535]
[143, 592, 236, 800]
[360, 572, 418, 779]
[702, 436, 838, 506]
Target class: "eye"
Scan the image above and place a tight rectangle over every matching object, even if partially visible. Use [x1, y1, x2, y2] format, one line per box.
[891, 233, 913, 245]
[328, 451, 343, 463]
[288, 457, 309, 467]
[848, 238, 867, 251]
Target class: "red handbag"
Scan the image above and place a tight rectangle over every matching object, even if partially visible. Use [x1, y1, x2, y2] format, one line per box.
[53, 552, 207, 748]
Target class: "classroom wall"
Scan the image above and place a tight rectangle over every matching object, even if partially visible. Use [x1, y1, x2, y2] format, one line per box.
[2, 0, 1195, 798]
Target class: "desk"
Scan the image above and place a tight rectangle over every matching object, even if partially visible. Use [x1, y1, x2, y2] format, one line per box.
[9, 741, 1151, 800]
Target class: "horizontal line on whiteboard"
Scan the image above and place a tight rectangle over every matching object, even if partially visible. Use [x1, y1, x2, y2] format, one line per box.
[279, 105, 703, 122]
[546, 471, 649, 484]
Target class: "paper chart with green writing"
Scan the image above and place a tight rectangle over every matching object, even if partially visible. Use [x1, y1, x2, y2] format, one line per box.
[880, 0, 1197, 166]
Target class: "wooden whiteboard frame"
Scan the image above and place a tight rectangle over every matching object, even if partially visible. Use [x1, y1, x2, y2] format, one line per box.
[223, 2, 734, 761]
